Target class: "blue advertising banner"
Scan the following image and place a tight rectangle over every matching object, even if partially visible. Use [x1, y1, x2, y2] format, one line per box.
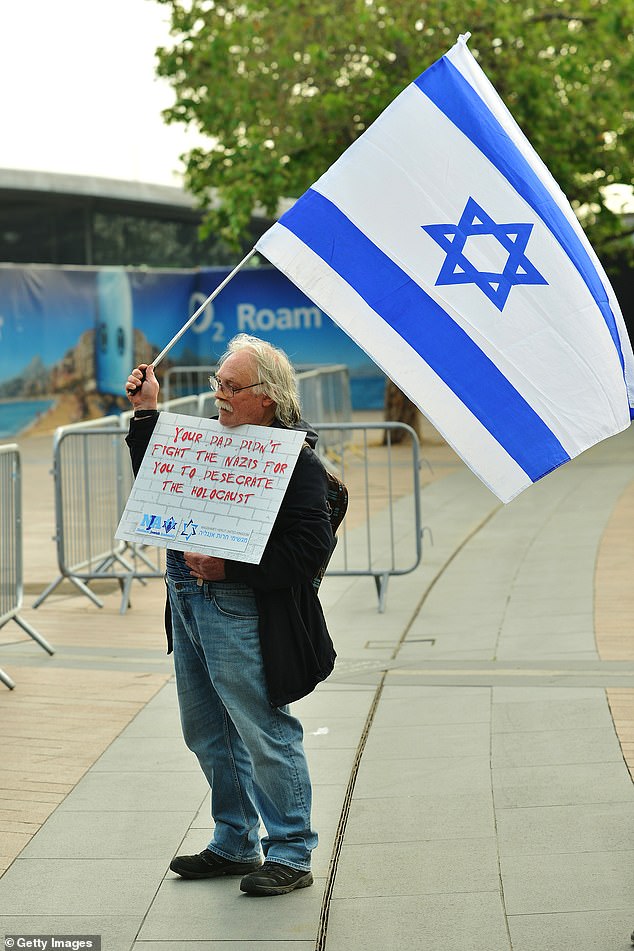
[0, 264, 383, 437]
[190, 267, 371, 370]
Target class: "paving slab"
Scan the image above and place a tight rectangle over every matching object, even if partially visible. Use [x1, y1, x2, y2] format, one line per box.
[325, 893, 509, 951]
[501, 849, 634, 915]
[370, 689, 491, 727]
[353, 751, 493, 799]
[492, 685, 617, 702]
[17, 809, 195, 859]
[343, 791, 495, 844]
[496, 801, 634, 856]
[135, 944, 313, 951]
[0, 858, 169, 916]
[492, 760, 634, 809]
[53, 768, 208, 813]
[496, 634, 599, 659]
[137, 874, 327, 942]
[0, 917, 142, 951]
[332, 836, 500, 899]
[361, 720, 491, 760]
[507, 909, 634, 951]
[491, 725, 623, 767]
[491, 694, 614, 733]
[89, 735, 202, 773]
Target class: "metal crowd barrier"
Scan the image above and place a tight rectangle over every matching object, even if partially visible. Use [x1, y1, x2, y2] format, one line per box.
[34, 369, 415, 615]
[29, 389, 252, 612]
[162, 365, 214, 404]
[297, 366, 352, 424]
[162, 364, 353, 439]
[0, 443, 54, 688]
[297, 367, 352, 452]
[313, 422, 425, 611]
[33, 396, 208, 613]
[32, 420, 163, 614]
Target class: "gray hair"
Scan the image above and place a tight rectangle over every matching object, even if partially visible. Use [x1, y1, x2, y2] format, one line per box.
[218, 334, 302, 427]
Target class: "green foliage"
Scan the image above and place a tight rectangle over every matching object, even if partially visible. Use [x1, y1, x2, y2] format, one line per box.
[155, 0, 633, 269]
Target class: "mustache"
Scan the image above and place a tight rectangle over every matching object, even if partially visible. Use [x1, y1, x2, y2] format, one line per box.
[215, 398, 233, 413]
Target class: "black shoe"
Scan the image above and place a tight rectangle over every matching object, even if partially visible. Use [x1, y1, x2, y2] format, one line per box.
[170, 848, 262, 880]
[240, 861, 313, 896]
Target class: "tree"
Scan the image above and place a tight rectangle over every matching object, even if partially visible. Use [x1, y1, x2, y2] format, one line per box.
[155, 0, 633, 266]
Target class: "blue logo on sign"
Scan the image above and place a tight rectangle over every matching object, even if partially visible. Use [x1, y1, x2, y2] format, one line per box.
[138, 514, 178, 538]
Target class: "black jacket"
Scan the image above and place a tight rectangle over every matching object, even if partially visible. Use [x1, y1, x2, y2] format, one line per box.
[125, 412, 336, 706]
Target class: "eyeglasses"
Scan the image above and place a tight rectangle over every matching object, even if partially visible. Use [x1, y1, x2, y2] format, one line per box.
[209, 374, 261, 397]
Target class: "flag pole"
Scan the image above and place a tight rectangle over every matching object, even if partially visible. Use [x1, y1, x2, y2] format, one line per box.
[151, 247, 257, 370]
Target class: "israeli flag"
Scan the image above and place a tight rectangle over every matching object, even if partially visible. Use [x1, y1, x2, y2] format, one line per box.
[256, 34, 634, 503]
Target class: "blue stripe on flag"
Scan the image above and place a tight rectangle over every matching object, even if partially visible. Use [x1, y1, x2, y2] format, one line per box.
[415, 58, 625, 371]
[279, 188, 570, 481]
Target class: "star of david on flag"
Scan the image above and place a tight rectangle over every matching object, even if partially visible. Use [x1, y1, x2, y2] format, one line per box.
[256, 34, 634, 503]
[422, 197, 548, 311]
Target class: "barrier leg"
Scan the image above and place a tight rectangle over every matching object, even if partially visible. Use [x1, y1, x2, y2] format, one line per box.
[66, 577, 104, 608]
[13, 615, 55, 656]
[120, 544, 164, 587]
[374, 572, 390, 613]
[118, 574, 135, 615]
[93, 553, 118, 574]
[127, 543, 162, 573]
[33, 574, 104, 609]
[32, 574, 64, 608]
[110, 551, 141, 576]
[0, 667, 15, 689]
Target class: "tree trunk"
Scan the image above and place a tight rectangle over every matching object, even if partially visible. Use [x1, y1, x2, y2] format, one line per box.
[383, 379, 421, 444]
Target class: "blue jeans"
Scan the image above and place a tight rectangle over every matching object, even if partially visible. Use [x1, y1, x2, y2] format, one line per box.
[167, 577, 317, 871]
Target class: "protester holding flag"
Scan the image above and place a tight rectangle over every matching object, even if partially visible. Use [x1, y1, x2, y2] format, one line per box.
[125, 334, 336, 896]
[118, 26, 632, 903]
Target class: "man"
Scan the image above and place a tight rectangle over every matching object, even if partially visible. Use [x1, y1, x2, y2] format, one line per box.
[125, 333, 336, 896]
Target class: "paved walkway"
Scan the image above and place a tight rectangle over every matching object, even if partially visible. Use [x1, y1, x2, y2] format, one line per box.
[1, 421, 634, 950]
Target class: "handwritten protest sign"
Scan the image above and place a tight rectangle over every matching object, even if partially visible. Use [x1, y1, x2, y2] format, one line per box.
[115, 412, 306, 564]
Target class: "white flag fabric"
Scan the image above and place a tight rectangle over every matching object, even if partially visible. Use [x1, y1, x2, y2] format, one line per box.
[256, 34, 634, 503]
